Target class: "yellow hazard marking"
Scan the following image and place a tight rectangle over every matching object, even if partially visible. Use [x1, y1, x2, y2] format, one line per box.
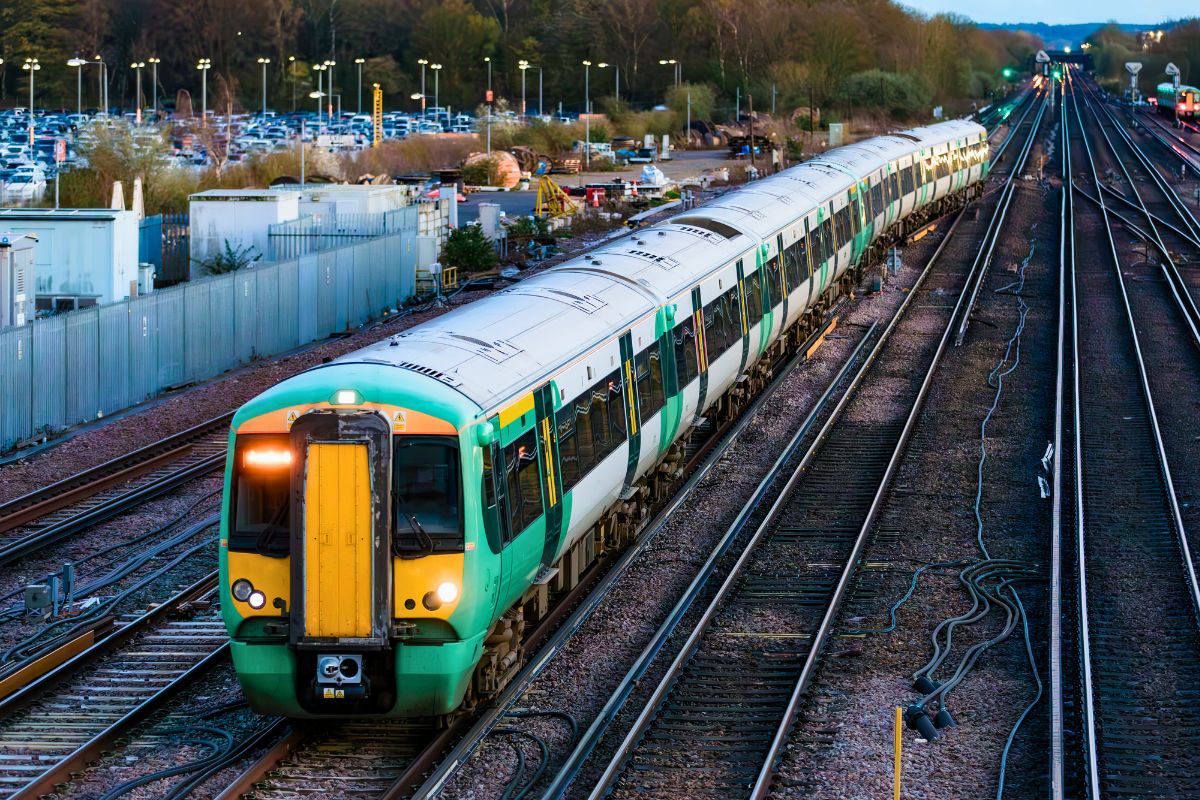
[499, 393, 535, 428]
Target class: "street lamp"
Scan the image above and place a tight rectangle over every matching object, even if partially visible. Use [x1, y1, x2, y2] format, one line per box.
[313, 63, 327, 127]
[288, 56, 296, 111]
[598, 62, 619, 102]
[257, 57, 270, 117]
[196, 58, 212, 126]
[417, 58, 428, 114]
[22, 59, 40, 146]
[582, 60, 591, 169]
[94, 55, 109, 118]
[131, 61, 146, 123]
[431, 63, 442, 115]
[148, 58, 160, 120]
[519, 60, 530, 117]
[484, 56, 493, 156]
[68, 57, 86, 119]
[354, 57, 365, 114]
[411, 92, 424, 114]
[659, 58, 681, 89]
[323, 60, 337, 121]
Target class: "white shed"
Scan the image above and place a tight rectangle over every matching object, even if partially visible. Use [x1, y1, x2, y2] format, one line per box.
[188, 189, 301, 273]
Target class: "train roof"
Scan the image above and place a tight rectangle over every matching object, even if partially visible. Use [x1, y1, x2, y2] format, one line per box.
[324, 118, 985, 415]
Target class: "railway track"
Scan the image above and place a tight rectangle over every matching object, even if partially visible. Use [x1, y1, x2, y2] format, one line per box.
[0, 414, 232, 566]
[496, 92, 1054, 800]
[0, 574, 227, 799]
[1052, 69, 1200, 799]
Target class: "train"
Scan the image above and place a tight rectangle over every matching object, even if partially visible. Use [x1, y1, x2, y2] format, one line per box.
[1156, 82, 1200, 119]
[220, 117, 991, 719]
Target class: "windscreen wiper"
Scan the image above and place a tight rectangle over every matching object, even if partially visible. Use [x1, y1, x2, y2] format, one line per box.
[394, 493, 434, 555]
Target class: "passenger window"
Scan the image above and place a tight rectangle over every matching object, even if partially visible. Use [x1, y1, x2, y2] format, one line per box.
[604, 370, 627, 446]
[636, 344, 666, 420]
[784, 240, 803, 290]
[556, 405, 580, 490]
[673, 316, 699, 386]
[765, 256, 781, 308]
[745, 270, 764, 327]
[503, 430, 543, 536]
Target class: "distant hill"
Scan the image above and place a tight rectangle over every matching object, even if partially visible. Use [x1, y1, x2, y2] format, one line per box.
[978, 22, 1153, 49]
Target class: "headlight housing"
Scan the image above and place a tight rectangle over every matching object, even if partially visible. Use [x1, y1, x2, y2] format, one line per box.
[232, 579, 253, 602]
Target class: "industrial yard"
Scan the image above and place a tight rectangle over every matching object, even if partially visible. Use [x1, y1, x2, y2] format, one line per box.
[1, 5, 1200, 800]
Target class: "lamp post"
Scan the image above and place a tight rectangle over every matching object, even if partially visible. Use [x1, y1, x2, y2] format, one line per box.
[288, 56, 296, 111]
[257, 57, 270, 117]
[411, 92, 424, 114]
[417, 58, 428, 114]
[484, 56, 492, 156]
[323, 60, 336, 121]
[196, 58, 211, 126]
[313, 63, 327, 127]
[538, 67, 543, 117]
[431, 63, 442, 116]
[582, 59, 591, 169]
[22, 59, 39, 146]
[94, 55, 108, 118]
[68, 58, 86, 119]
[659, 58, 680, 89]
[519, 60, 529, 117]
[599, 62, 619, 101]
[131, 61, 145, 123]
[148, 58, 160, 120]
[355, 57, 365, 114]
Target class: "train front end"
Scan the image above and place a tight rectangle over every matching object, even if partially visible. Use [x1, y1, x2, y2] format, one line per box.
[219, 362, 496, 718]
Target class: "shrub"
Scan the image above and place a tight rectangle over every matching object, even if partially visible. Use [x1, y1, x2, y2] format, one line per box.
[441, 225, 497, 273]
[194, 240, 261, 275]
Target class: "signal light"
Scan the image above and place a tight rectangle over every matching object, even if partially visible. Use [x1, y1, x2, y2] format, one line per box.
[243, 448, 292, 468]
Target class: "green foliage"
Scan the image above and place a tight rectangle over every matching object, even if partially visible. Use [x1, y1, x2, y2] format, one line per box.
[195, 240, 261, 276]
[441, 225, 497, 274]
[507, 215, 554, 244]
[835, 70, 933, 119]
[666, 83, 716, 122]
[460, 156, 502, 187]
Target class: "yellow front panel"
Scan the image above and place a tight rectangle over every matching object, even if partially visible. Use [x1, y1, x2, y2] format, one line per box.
[304, 443, 373, 638]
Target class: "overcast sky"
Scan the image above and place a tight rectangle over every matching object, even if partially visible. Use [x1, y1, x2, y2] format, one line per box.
[901, 0, 1173, 25]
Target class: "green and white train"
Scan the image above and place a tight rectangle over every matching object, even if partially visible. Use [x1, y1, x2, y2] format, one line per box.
[220, 118, 990, 718]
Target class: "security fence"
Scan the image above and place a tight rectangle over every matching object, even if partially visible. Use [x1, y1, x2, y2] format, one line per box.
[139, 213, 191, 287]
[267, 208, 412, 261]
[1, 216, 418, 452]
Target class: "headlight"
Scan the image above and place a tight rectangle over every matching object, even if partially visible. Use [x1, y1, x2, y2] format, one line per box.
[435, 581, 459, 604]
[232, 579, 253, 602]
[248, 590, 267, 610]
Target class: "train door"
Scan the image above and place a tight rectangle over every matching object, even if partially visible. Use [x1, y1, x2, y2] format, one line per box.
[289, 411, 391, 646]
[481, 419, 510, 618]
[534, 384, 564, 568]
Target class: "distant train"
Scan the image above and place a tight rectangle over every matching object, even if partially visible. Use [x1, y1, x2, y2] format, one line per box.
[1156, 82, 1200, 119]
[220, 117, 992, 719]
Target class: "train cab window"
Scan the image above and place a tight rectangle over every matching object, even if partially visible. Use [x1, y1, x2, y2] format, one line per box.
[392, 436, 463, 555]
[635, 344, 666, 421]
[673, 316, 700, 386]
[503, 430, 543, 536]
[230, 435, 292, 556]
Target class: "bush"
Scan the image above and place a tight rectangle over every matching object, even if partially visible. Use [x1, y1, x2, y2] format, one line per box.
[461, 156, 502, 186]
[441, 225, 497, 273]
[194, 240, 261, 275]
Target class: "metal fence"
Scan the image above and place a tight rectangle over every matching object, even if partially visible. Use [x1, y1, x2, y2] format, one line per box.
[1, 217, 418, 452]
[139, 213, 191, 287]
[267, 208, 412, 262]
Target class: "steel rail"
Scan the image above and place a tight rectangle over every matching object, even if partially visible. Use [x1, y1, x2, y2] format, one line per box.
[954, 90, 1048, 346]
[1066, 67, 1200, 798]
[1079, 82, 1200, 343]
[546, 209, 969, 800]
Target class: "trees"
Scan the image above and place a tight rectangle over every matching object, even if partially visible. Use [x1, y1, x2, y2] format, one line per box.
[441, 225, 497, 274]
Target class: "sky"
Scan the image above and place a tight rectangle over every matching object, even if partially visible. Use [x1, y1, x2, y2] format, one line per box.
[900, 0, 1173, 26]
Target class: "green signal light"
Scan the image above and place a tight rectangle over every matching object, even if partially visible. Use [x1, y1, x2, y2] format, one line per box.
[1002, 68, 1015, 79]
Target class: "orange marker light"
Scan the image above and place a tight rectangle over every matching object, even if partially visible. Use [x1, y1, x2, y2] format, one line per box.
[244, 448, 293, 468]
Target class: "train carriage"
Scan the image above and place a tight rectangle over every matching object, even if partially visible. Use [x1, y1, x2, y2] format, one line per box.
[1157, 82, 1200, 119]
[220, 117, 992, 718]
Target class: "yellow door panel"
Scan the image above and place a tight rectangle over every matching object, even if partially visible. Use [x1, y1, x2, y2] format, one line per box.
[304, 442, 373, 637]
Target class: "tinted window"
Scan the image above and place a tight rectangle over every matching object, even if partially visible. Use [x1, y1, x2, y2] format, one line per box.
[673, 316, 700, 386]
[766, 254, 782, 307]
[636, 344, 666, 420]
[872, 182, 884, 214]
[503, 430, 543, 535]
[392, 436, 463, 555]
[230, 434, 291, 555]
[559, 370, 628, 492]
[745, 270, 764, 327]
[783, 238, 804, 290]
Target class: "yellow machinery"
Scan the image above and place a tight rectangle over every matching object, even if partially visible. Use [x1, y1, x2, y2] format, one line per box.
[535, 173, 578, 219]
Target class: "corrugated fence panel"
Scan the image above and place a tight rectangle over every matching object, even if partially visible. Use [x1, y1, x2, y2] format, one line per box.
[155, 284, 185, 389]
[65, 309, 99, 425]
[234, 271, 257, 364]
[276, 258, 300, 354]
[1, 327, 33, 449]
[31, 316, 67, 434]
[98, 302, 132, 415]
[208, 276, 236, 375]
[2, 225, 418, 452]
